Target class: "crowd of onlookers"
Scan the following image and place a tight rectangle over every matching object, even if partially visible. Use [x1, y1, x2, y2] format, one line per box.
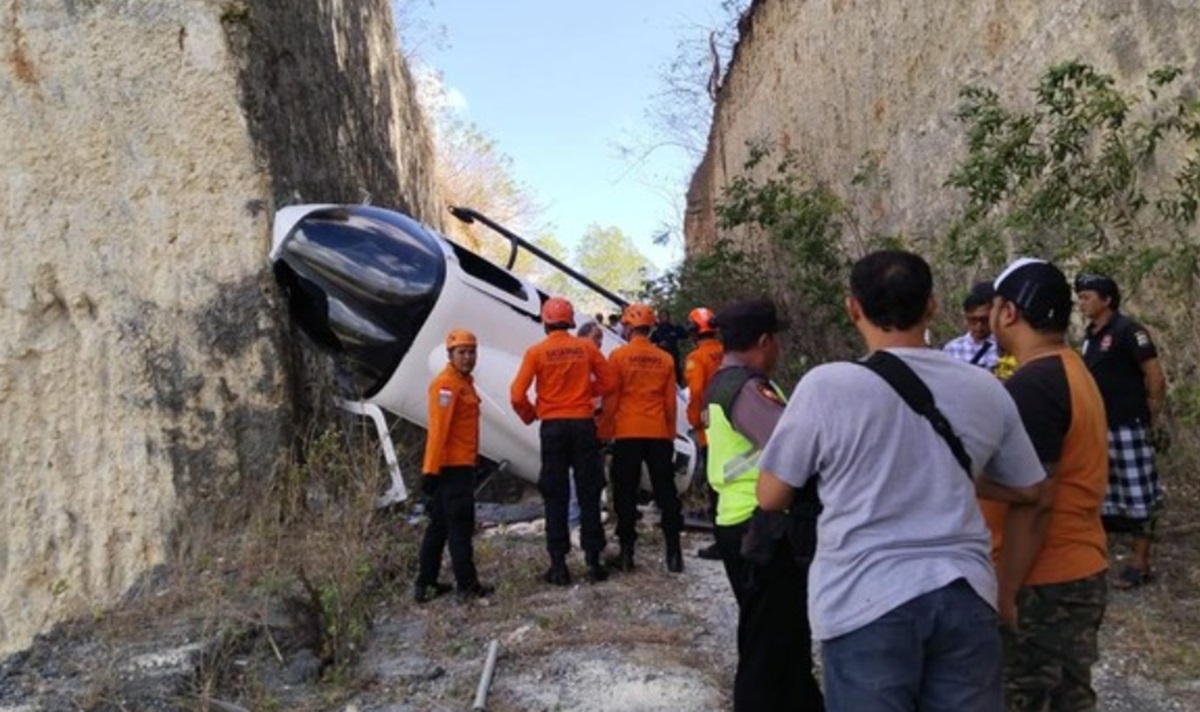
[416, 247, 1166, 712]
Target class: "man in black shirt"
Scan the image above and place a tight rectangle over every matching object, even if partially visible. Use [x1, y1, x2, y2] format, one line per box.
[651, 311, 688, 384]
[990, 259, 1109, 710]
[1075, 273, 1167, 589]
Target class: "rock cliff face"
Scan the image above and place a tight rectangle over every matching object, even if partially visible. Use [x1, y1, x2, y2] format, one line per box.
[0, 0, 437, 656]
[686, 0, 1200, 251]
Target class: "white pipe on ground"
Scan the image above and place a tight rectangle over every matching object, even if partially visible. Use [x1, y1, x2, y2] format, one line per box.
[472, 639, 500, 711]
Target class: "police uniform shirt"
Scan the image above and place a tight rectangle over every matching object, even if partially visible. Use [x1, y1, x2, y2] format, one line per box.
[1081, 313, 1158, 427]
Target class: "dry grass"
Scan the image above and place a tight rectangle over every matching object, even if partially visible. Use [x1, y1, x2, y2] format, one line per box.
[65, 413, 426, 710]
[62, 391, 1200, 710]
[378, 523, 727, 711]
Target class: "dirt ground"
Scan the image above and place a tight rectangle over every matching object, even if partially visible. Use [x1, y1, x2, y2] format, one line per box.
[2, 502, 1199, 711]
[336, 507, 1200, 712]
[347, 518, 737, 712]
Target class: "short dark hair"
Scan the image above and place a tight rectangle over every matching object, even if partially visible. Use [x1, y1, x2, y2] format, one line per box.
[963, 281, 995, 311]
[1074, 273, 1121, 311]
[716, 298, 789, 352]
[850, 250, 933, 331]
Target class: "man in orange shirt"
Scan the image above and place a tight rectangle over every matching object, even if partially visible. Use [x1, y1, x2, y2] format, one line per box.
[602, 303, 685, 573]
[511, 297, 616, 585]
[987, 258, 1109, 710]
[415, 329, 495, 603]
[685, 306, 724, 561]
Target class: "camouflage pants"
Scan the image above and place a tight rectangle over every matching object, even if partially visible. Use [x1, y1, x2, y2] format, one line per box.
[1002, 571, 1107, 712]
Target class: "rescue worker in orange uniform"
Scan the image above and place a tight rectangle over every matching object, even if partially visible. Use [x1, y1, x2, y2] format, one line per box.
[511, 297, 616, 585]
[685, 307, 725, 561]
[602, 303, 685, 573]
[415, 329, 495, 603]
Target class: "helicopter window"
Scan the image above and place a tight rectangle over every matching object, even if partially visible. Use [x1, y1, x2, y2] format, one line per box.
[275, 206, 447, 397]
[448, 241, 529, 301]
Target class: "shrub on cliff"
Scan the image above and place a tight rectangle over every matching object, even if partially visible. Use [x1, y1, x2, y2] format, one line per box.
[944, 60, 1200, 464]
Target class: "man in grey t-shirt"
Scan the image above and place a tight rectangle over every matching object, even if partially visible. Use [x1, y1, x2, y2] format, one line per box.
[757, 250, 1052, 712]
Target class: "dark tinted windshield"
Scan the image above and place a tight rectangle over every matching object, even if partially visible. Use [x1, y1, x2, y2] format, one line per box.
[273, 206, 446, 397]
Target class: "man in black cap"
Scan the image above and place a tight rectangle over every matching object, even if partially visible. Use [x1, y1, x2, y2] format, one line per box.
[989, 258, 1109, 710]
[703, 297, 823, 711]
[943, 281, 1001, 371]
[1075, 273, 1167, 589]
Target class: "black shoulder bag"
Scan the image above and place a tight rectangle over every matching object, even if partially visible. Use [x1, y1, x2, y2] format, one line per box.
[856, 350, 973, 477]
[969, 340, 992, 366]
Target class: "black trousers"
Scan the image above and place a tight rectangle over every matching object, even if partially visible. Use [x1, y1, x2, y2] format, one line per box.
[417, 466, 479, 588]
[540, 419, 606, 558]
[694, 445, 719, 523]
[611, 438, 682, 547]
[715, 521, 824, 712]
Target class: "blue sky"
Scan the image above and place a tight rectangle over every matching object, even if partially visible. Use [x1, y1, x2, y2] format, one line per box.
[402, 1, 734, 271]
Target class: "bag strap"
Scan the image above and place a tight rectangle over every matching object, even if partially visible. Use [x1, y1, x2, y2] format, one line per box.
[969, 340, 992, 366]
[855, 351, 973, 477]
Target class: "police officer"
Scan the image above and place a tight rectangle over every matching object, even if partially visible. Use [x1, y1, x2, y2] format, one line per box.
[511, 297, 615, 585]
[602, 303, 685, 573]
[684, 307, 724, 560]
[415, 329, 495, 603]
[704, 298, 823, 711]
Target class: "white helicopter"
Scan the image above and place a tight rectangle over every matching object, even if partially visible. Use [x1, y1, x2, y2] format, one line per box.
[270, 204, 697, 506]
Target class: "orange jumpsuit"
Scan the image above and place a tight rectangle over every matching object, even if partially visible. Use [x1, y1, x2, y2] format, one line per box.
[510, 330, 615, 423]
[684, 337, 725, 447]
[509, 329, 615, 562]
[603, 334, 678, 439]
[417, 362, 483, 591]
[422, 364, 480, 474]
[603, 333, 683, 552]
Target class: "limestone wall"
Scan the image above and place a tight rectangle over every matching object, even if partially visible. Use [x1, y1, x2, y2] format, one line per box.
[687, 0, 1200, 252]
[0, 0, 438, 656]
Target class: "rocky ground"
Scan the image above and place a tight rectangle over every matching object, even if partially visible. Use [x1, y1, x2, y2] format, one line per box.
[2, 503, 1198, 711]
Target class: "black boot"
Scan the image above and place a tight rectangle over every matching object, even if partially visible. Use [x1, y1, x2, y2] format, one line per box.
[585, 551, 608, 583]
[543, 558, 571, 587]
[457, 581, 496, 601]
[413, 581, 453, 604]
[696, 542, 721, 560]
[666, 537, 684, 574]
[606, 544, 635, 573]
[619, 547, 635, 573]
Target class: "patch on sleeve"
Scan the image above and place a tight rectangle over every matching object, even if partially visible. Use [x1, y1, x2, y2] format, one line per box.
[754, 382, 786, 406]
[685, 359, 697, 373]
[1135, 330, 1152, 348]
[438, 388, 453, 408]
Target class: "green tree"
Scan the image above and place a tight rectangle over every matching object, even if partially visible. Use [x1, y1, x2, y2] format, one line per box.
[645, 143, 872, 385]
[518, 233, 586, 305]
[574, 225, 653, 314]
[943, 61, 1200, 430]
[944, 61, 1200, 289]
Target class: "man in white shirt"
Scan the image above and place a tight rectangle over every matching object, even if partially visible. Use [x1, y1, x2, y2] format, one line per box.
[943, 281, 1000, 371]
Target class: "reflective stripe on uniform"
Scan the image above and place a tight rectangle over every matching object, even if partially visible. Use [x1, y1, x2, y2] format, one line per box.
[723, 448, 762, 483]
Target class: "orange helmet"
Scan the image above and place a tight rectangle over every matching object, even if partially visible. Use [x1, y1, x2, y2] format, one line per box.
[446, 329, 477, 350]
[688, 307, 718, 335]
[541, 296, 576, 327]
[622, 303, 656, 328]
